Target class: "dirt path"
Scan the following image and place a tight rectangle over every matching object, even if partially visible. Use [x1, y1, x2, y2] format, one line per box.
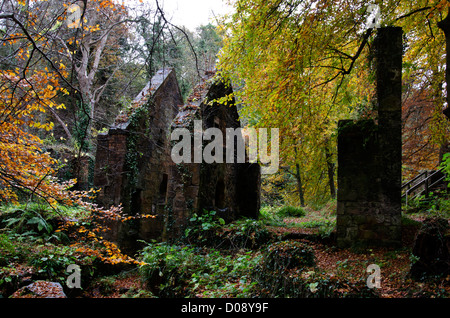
[267, 219, 449, 298]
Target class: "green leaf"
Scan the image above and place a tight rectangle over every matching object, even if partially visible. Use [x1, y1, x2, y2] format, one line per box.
[26, 216, 42, 225]
[4, 217, 20, 227]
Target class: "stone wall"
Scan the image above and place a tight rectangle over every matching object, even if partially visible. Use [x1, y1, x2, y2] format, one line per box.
[93, 68, 183, 252]
[93, 69, 261, 250]
[336, 27, 403, 248]
[336, 119, 399, 246]
[166, 75, 261, 240]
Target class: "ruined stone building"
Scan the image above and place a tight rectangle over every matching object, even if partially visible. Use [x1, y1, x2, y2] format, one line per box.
[93, 68, 260, 251]
[336, 27, 403, 248]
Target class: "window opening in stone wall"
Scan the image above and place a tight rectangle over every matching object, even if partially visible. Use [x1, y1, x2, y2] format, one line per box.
[131, 189, 142, 214]
[157, 128, 165, 147]
[159, 173, 168, 204]
[214, 116, 220, 128]
[215, 179, 225, 209]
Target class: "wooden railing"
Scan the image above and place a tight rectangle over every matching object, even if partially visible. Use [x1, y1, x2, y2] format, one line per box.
[402, 168, 447, 206]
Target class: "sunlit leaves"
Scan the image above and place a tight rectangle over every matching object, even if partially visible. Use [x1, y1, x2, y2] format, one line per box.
[219, 0, 450, 204]
[218, 0, 374, 204]
[0, 67, 68, 204]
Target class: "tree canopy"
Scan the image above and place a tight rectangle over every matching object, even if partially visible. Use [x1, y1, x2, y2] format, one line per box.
[1, 0, 449, 208]
[0, 0, 223, 204]
[217, 0, 450, 206]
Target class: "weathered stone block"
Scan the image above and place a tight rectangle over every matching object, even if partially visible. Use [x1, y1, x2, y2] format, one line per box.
[337, 27, 403, 248]
[94, 69, 261, 250]
[410, 218, 450, 280]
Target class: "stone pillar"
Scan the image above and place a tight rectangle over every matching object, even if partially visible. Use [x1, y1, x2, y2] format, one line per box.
[438, 9, 450, 119]
[375, 27, 403, 245]
[336, 27, 403, 248]
[336, 120, 383, 247]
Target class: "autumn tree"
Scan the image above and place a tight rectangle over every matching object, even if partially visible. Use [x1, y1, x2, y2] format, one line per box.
[196, 23, 223, 73]
[0, 0, 73, 204]
[402, 87, 441, 180]
[395, 0, 450, 169]
[217, 0, 450, 206]
[132, 0, 224, 100]
[2, 0, 187, 189]
[0, 0, 156, 265]
[0, 0, 221, 195]
[217, 0, 374, 206]
[134, 9, 196, 98]
[45, 0, 135, 151]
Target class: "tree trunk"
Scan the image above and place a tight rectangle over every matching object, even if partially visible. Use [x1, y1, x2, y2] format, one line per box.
[437, 8, 450, 160]
[295, 162, 305, 207]
[325, 141, 336, 199]
[438, 8, 450, 109]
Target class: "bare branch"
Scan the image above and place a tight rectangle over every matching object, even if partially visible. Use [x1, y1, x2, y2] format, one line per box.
[0, 12, 81, 99]
[314, 28, 373, 92]
[155, 0, 201, 78]
[395, 6, 432, 21]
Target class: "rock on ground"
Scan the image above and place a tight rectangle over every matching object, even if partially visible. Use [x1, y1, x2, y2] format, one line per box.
[409, 217, 450, 280]
[11, 281, 67, 298]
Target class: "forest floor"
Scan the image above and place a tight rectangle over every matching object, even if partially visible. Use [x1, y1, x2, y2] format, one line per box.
[268, 215, 449, 298]
[79, 212, 449, 299]
[1, 200, 448, 299]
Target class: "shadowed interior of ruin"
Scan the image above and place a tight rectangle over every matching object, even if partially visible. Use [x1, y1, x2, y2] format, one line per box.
[93, 69, 260, 252]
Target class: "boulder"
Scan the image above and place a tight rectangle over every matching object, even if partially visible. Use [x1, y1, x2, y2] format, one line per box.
[11, 281, 67, 298]
[409, 217, 450, 280]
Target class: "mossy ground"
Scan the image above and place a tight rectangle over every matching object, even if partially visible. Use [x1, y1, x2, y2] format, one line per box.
[1, 201, 448, 298]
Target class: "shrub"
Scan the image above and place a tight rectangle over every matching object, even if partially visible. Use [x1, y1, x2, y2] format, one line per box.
[27, 244, 97, 284]
[1, 207, 54, 236]
[221, 218, 275, 249]
[410, 217, 450, 281]
[94, 276, 118, 295]
[183, 210, 225, 246]
[0, 230, 42, 268]
[139, 243, 201, 297]
[189, 249, 262, 298]
[299, 219, 336, 239]
[401, 215, 422, 227]
[277, 206, 306, 218]
[440, 153, 450, 183]
[259, 205, 281, 221]
[138, 242, 263, 298]
[0, 234, 15, 254]
[260, 241, 315, 271]
[253, 240, 315, 297]
[403, 192, 450, 219]
[183, 210, 275, 249]
[0, 234, 17, 266]
[252, 240, 378, 298]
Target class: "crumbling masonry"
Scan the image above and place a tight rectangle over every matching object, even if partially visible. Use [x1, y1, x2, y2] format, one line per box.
[93, 69, 260, 252]
[337, 27, 403, 248]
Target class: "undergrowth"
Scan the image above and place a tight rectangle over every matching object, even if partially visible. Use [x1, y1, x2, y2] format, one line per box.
[138, 242, 262, 298]
[0, 201, 138, 297]
[1, 200, 448, 299]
